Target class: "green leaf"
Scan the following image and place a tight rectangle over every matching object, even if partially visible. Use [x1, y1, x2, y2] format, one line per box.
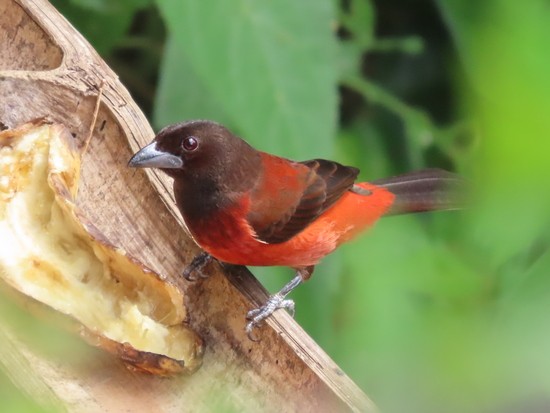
[341, 0, 376, 47]
[154, 36, 232, 128]
[155, 0, 338, 159]
[337, 41, 363, 81]
[51, 0, 151, 55]
[0, 370, 55, 413]
[67, 0, 151, 13]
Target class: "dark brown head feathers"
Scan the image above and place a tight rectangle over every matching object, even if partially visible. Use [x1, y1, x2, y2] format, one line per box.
[153, 120, 262, 219]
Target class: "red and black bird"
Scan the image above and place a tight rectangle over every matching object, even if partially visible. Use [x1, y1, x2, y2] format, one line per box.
[129, 120, 461, 336]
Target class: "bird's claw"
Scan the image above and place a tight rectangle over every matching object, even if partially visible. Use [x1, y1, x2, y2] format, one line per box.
[245, 294, 296, 340]
[182, 252, 214, 281]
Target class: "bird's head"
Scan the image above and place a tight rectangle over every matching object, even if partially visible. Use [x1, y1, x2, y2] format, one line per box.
[128, 120, 261, 189]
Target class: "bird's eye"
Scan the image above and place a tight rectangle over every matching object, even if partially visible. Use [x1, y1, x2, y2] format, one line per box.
[182, 136, 199, 152]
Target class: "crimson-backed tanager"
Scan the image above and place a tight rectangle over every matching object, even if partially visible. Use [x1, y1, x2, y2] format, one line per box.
[129, 120, 461, 337]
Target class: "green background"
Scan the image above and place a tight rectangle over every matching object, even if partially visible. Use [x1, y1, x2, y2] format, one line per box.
[8, 0, 550, 412]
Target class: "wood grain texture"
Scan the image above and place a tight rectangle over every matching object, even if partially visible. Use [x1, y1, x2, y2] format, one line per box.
[0, 0, 376, 412]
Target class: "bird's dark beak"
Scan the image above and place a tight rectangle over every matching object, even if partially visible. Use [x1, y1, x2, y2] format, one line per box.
[128, 142, 183, 169]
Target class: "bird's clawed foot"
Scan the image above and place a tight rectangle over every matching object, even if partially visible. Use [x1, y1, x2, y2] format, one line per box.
[182, 252, 214, 281]
[246, 294, 296, 341]
[244, 269, 311, 341]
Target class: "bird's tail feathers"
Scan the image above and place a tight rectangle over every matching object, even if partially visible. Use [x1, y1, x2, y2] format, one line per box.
[371, 168, 464, 216]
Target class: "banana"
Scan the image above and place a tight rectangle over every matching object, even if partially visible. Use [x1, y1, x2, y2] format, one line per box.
[0, 121, 202, 375]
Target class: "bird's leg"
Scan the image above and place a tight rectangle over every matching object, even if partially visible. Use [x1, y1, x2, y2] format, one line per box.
[246, 266, 314, 340]
[182, 252, 215, 281]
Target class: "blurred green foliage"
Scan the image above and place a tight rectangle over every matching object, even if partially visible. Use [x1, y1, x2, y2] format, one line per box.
[0, 296, 86, 413]
[26, 0, 550, 412]
[0, 372, 52, 413]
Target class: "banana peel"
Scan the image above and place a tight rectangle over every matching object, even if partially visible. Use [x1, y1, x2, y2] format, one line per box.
[0, 121, 203, 375]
